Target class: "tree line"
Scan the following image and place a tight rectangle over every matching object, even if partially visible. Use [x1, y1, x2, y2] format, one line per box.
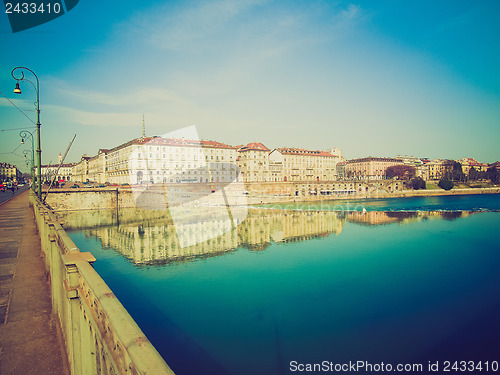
[385, 162, 500, 190]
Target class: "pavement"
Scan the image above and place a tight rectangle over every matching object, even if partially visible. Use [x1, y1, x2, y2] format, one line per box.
[0, 190, 68, 375]
[0, 185, 31, 206]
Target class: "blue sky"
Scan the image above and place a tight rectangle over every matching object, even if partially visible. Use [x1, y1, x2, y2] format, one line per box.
[1, 0, 499, 171]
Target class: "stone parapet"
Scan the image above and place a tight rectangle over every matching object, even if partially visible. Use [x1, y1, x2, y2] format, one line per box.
[30, 191, 174, 375]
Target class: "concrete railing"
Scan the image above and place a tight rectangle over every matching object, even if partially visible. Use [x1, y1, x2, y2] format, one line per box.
[30, 191, 175, 375]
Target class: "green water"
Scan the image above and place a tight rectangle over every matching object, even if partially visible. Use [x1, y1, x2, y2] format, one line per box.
[255, 193, 500, 212]
[68, 199, 500, 375]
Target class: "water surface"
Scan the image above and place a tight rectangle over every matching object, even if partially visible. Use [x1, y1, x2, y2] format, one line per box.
[258, 193, 500, 212]
[68, 195, 500, 374]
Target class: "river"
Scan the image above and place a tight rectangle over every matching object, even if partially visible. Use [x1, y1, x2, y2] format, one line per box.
[66, 194, 500, 375]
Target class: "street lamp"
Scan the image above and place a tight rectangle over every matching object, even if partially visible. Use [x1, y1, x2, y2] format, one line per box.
[12, 67, 42, 199]
[22, 146, 35, 192]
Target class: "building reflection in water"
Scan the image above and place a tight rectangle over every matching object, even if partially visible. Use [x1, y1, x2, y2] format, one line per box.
[345, 210, 471, 226]
[61, 208, 472, 266]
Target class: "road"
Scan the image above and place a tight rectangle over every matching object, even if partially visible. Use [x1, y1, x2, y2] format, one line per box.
[0, 184, 31, 205]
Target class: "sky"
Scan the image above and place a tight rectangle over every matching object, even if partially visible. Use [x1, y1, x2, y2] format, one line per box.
[1, 0, 499, 172]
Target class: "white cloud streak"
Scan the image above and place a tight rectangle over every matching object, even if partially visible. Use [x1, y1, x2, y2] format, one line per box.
[45, 104, 141, 127]
[53, 84, 192, 108]
[134, 0, 270, 51]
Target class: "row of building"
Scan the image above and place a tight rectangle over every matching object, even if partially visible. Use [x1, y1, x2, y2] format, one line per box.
[38, 135, 496, 185]
[0, 162, 23, 182]
[337, 156, 495, 181]
[41, 137, 344, 185]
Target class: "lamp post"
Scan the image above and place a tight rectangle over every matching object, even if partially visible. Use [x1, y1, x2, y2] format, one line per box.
[20, 130, 36, 192]
[12, 67, 42, 199]
[23, 149, 35, 191]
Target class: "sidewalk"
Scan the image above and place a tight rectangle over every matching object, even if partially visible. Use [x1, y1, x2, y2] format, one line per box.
[0, 191, 68, 375]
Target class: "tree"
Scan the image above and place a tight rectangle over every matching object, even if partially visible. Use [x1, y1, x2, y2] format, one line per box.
[409, 177, 426, 190]
[468, 167, 480, 182]
[438, 178, 454, 190]
[451, 161, 465, 182]
[486, 166, 500, 184]
[385, 165, 416, 180]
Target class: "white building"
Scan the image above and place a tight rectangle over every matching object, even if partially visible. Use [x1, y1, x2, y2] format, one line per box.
[269, 147, 341, 182]
[71, 156, 90, 183]
[41, 163, 75, 183]
[237, 142, 270, 182]
[106, 137, 239, 185]
[87, 149, 109, 184]
[345, 157, 405, 180]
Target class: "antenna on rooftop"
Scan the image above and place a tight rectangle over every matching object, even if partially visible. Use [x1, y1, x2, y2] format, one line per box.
[142, 114, 146, 138]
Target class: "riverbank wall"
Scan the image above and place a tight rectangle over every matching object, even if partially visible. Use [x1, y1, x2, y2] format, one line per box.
[43, 184, 500, 211]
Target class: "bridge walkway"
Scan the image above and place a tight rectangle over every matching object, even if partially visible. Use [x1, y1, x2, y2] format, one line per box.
[0, 190, 68, 375]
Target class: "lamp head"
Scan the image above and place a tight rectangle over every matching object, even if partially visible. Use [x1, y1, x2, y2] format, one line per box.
[14, 82, 21, 94]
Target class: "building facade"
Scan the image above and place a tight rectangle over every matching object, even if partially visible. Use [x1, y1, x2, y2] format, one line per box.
[64, 137, 348, 185]
[105, 137, 240, 185]
[458, 158, 488, 175]
[64, 133, 496, 187]
[40, 163, 75, 183]
[0, 162, 22, 182]
[87, 149, 109, 184]
[237, 142, 270, 183]
[423, 159, 454, 180]
[269, 147, 340, 182]
[345, 157, 404, 180]
[72, 156, 91, 183]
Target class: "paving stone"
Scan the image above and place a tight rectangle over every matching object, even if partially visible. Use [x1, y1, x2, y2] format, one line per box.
[0, 191, 67, 374]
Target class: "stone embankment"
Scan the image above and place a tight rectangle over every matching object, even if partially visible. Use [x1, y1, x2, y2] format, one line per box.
[248, 187, 500, 205]
[42, 185, 500, 211]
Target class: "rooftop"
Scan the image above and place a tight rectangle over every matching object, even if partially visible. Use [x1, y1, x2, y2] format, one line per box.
[239, 142, 270, 152]
[276, 147, 336, 157]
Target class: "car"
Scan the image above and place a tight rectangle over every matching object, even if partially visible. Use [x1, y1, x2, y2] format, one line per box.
[0, 184, 5, 193]
[84, 185, 94, 188]
[98, 184, 106, 188]
[70, 184, 80, 188]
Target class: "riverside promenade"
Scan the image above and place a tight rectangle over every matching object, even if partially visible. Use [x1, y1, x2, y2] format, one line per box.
[0, 190, 68, 375]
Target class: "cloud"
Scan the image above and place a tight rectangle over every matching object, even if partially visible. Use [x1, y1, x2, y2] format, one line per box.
[53, 84, 192, 108]
[127, 0, 364, 55]
[131, 0, 269, 51]
[0, 97, 31, 108]
[42, 2, 373, 134]
[338, 4, 362, 22]
[45, 104, 141, 127]
[71, 1, 369, 109]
